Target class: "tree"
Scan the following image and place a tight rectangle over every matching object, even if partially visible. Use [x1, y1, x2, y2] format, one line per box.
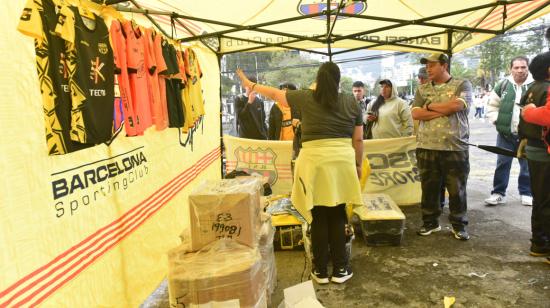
[477, 36, 519, 87]
[450, 60, 477, 86]
[262, 52, 319, 89]
[340, 76, 353, 95]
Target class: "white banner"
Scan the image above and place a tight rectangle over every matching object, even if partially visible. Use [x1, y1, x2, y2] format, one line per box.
[223, 135, 421, 205]
[363, 136, 421, 205]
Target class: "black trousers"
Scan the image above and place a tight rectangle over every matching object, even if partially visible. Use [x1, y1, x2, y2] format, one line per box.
[416, 149, 470, 228]
[527, 159, 550, 248]
[310, 204, 347, 272]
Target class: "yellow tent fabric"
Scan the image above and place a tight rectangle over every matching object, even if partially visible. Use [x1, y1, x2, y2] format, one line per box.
[2, 0, 550, 307]
[112, 0, 550, 55]
[1, 1, 221, 307]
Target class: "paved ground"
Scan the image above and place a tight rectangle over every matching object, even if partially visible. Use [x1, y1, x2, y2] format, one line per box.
[142, 116, 550, 308]
[270, 117, 550, 307]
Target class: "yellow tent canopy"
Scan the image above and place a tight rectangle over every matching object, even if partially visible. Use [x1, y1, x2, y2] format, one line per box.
[109, 0, 550, 57]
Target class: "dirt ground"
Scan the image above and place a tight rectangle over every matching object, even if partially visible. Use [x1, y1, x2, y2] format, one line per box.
[142, 117, 550, 308]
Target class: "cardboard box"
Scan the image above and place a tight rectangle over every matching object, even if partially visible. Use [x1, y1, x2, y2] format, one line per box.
[167, 240, 266, 308]
[353, 194, 405, 246]
[188, 178, 262, 251]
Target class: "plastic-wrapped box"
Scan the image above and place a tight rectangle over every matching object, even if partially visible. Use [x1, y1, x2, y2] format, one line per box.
[188, 178, 262, 251]
[258, 215, 277, 304]
[167, 239, 267, 308]
[353, 194, 405, 246]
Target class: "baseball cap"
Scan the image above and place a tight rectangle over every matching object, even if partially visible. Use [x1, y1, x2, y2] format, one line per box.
[418, 67, 428, 78]
[420, 53, 449, 64]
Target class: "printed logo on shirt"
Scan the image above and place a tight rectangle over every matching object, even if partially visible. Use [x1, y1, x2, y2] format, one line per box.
[20, 8, 32, 21]
[59, 53, 69, 79]
[98, 43, 108, 55]
[57, 13, 67, 26]
[90, 57, 105, 84]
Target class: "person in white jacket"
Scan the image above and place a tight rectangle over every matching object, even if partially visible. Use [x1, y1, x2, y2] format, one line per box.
[484, 56, 534, 207]
[366, 79, 413, 139]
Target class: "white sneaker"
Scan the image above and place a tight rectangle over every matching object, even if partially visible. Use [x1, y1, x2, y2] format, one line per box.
[485, 193, 506, 206]
[521, 195, 533, 206]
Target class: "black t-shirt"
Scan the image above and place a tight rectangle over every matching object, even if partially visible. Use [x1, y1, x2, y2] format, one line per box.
[59, 6, 114, 144]
[286, 90, 362, 142]
[161, 40, 185, 127]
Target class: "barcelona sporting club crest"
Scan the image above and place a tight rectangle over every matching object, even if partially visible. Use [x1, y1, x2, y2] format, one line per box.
[234, 147, 278, 185]
[297, 0, 367, 20]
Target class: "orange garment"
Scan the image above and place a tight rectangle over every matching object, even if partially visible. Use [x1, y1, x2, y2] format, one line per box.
[144, 28, 167, 130]
[110, 20, 137, 136]
[123, 21, 152, 134]
[278, 103, 295, 140]
[152, 31, 169, 129]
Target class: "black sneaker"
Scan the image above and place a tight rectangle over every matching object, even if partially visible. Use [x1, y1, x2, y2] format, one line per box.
[451, 227, 470, 241]
[331, 267, 353, 283]
[530, 244, 550, 257]
[311, 270, 329, 284]
[417, 224, 441, 236]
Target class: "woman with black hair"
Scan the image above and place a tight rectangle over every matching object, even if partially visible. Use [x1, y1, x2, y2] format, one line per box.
[519, 51, 550, 263]
[237, 62, 363, 284]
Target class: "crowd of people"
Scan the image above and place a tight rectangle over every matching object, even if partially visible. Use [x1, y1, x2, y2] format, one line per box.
[234, 47, 550, 284]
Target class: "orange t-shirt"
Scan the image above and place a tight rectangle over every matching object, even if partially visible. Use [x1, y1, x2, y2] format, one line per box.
[110, 20, 137, 136]
[152, 30, 169, 130]
[123, 21, 152, 134]
[144, 28, 167, 130]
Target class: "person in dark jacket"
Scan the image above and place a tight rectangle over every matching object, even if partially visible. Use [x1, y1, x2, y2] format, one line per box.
[234, 76, 268, 139]
[268, 82, 297, 140]
[518, 51, 550, 259]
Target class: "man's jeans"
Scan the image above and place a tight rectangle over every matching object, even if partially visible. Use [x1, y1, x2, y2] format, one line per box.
[416, 149, 469, 228]
[491, 133, 531, 196]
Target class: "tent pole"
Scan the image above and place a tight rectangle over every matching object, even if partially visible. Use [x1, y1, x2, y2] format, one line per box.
[503, 1, 550, 33]
[331, 30, 449, 55]
[104, 0, 128, 4]
[178, 12, 326, 43]
[219, 34, 329, 55]
[173, 16, 219, 54]
[326, 0, 332, 61]
[217, 53, 225, 179]
[328, 0, 344, 40]
[127, 0, 170, 38]
[446, 30, 453, 72]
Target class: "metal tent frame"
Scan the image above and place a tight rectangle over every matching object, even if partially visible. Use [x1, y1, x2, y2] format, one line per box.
[105, 0, 550, 60]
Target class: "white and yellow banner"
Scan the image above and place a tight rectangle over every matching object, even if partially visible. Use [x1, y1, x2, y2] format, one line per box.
[223, 135, 293, 195]
[223, 135, 421, 205]
[1, 2, 221, 307]
[363, 136, 421, 205]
